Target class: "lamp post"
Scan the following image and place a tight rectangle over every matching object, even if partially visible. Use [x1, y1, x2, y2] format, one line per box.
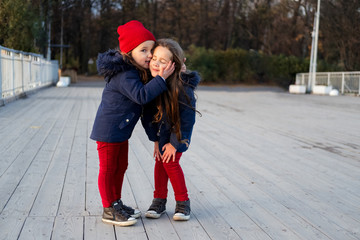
[47, 0, 52, 61]
[308, 0, 321, 93]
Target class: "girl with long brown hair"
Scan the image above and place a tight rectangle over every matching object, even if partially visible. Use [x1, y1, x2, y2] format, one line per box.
[141, 38, 200, 221]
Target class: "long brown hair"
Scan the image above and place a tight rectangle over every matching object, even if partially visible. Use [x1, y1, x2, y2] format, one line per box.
[153, 39, 189, 142]
[121, 51, 151, 84]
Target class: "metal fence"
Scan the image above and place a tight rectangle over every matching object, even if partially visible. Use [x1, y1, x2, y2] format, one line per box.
[0, 45, 59, 103]
[296, 72, 360, 95]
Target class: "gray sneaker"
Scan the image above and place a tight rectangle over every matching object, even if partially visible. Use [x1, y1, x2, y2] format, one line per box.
[173, 199, 190, 221]
[102, 201, 137, 226]
[145, 198, 167, 219]
[117, 199, 141, 218]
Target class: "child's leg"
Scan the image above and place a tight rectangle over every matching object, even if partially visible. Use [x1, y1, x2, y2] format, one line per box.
[97, 141, 128, 207]
[154, 156, 169, 199]
[162, 153, 188, 201]
[114, 141, 128, 200]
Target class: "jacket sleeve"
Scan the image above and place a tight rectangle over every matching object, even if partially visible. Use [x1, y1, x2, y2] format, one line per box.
[141, 101, 159, 142]
[114, 70, 167, 105]
[170, 87, 196, 152]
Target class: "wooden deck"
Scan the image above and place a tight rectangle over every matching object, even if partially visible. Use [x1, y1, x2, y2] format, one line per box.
[0, 78, 359, 240]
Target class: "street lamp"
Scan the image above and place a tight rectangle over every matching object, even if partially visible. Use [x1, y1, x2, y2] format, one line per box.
[308, 0, 321, 93]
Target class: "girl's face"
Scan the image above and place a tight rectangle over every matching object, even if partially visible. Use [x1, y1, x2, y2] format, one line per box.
[131, 40, 155, 69]
[150, 46, 173, 77]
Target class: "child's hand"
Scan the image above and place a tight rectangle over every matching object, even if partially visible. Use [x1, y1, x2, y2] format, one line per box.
[161, 143, 176, 163]
[181, 63, 186, 72]
[159, 61, 175, 79]
[181, 58, 187, 72]
[154, 141, 162, 161]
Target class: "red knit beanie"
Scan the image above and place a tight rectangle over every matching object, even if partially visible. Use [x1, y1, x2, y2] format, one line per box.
[117, 20, 156, 53]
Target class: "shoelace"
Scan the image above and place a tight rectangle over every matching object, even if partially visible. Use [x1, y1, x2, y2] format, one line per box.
[113, 202, 131, 218]
[118, 200, 135, 214]
[119, 203, 134, 214]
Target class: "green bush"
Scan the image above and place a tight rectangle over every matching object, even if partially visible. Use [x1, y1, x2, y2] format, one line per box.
[186, 46, 338, 89]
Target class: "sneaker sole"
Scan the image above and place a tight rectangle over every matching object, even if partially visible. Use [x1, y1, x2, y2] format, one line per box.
[145, 210, 166, 219]
[173, 214, 190, 221]
[131, 211, 141, 219]
[102, 217, 137, 226]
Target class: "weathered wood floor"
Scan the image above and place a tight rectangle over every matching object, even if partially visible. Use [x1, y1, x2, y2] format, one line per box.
[0, 79, 359, 240]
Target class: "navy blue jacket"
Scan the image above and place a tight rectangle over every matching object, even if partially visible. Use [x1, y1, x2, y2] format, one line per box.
[90, 50, 167, 143]
[141, 71, 200, 153]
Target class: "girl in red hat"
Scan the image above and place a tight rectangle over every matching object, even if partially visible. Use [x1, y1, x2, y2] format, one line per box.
[141, 39, 200, 221]
[90, 21, 174, 227]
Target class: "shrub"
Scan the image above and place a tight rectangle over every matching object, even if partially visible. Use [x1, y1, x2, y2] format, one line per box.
[185, 46, 342, 89]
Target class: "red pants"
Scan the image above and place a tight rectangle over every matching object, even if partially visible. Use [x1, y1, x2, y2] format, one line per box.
[154, 152, 189, 201]
[97, 141, 128, 208]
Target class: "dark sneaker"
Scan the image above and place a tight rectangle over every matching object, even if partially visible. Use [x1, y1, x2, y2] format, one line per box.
[173, 199, 190, 221]
[117, 199, 141, 218]
[145, 198, 167, 219]
[102, 201, 137, 226]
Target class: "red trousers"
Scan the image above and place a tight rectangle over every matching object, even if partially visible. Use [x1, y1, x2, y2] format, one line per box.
[97, 141, 128, 208]
[154, 152, 189, 201]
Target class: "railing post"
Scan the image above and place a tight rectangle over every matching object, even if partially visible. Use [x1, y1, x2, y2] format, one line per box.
[341, 72, 345, 94]
[327, 72, 330, 86]
[29, 56, 32, 89]
[0, 47, 2, 104]
[21, 53, 24, 94]
[0, 49, 2, 91]
[302, 74, 304, 85]
[12, 51, 15, 97]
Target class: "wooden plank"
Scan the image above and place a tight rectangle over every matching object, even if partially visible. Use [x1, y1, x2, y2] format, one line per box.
[0, 103, 50, 177]
[85, 127, 102, 216]
[0, 215, 26, 240]
[29, 115, 77, 217]
[84, 216, 115, 240]
[86, 86, 103, 215]
[18, 217, 54, 240]
[51, 217, 83, 240]
[1, 149, 54, 217]
[0, 119, 54, 213]
[57, 117, 88, 217]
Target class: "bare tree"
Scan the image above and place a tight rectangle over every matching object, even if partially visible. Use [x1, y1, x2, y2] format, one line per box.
[321, 0, 360, 70]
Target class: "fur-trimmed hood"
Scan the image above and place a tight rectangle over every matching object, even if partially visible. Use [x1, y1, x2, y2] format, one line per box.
[181, 71, 200, 89]
[96, 49, 134, 82]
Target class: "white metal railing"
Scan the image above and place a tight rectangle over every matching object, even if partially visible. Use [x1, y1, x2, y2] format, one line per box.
[295, 72, 360, 94]
[0, 45, 59, 103]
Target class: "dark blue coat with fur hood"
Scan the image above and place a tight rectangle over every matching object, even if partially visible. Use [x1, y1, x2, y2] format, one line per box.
[141, 71, 200, 153]
[90, 49, 167, 143]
